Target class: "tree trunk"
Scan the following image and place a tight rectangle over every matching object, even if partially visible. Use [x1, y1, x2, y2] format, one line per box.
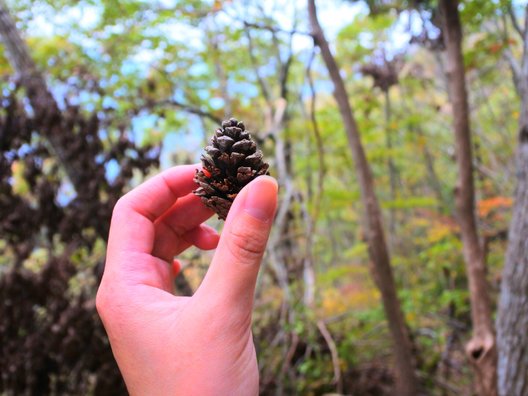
[496, 103, 528, 396]
[307, 1, 419, 394]
[384, 89, 398, 247]
[439, 1, 497, 395]
[496, 6, 528, 395]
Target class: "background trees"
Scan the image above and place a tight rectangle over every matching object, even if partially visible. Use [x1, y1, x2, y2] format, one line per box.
[496, 4, 528, 396]
[0, 1, 526, 395]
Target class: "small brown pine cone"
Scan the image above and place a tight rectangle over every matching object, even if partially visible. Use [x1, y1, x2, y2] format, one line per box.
[193, 118, 270, 220]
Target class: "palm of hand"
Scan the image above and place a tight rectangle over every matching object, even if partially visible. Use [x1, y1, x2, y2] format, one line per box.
[97, 165, 277, 396]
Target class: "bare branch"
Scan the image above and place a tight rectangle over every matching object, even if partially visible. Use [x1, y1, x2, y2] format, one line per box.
[306, 47, 325, 220]
[208, 16, 232, 119]
[507, 4, 523, 39]
[496, 12, 524, 97]
[297, 187, 342, 393]
[140, 98, 222, 124]
[278, 26, 295, 103]
[242, 20, 312, 37]
[139, 64, 223, 124]
[244, 28, 272, 105]
[503, 47, 523, 92]
[170, 99, 222, 124]
[522, 5, 528, 72]
[317, 320, 343, 394]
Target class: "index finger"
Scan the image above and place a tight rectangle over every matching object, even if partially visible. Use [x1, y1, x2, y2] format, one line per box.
[107, 164, 199, 256]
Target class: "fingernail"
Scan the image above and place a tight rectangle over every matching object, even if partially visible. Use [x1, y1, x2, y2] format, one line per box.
[243, 176, 278, 222]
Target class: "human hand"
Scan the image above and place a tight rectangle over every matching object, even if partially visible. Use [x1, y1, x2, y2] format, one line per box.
[96, 164, 278, 395]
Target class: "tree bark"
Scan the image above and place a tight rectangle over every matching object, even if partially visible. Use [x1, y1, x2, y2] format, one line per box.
[496, 5, 528, 395]
[496, 105, 528, 396]
[307, 1, 419, 394]
[439, 1, 497, 395]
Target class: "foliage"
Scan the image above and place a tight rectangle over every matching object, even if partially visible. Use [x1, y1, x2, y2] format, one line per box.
[0, 0, 525, 394]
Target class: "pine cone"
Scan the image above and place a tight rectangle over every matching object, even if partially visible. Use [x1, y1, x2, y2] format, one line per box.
[193, 118, 269, 220]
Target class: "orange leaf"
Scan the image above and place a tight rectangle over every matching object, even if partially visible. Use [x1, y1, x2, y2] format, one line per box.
[477, 196, 513, 217]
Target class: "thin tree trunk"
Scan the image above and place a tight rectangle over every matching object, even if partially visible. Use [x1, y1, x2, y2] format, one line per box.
[307, 1, 419, 394]
[384, 89, 398, 246]
[298, 192, 343, 393]
[209, 16, 232, 119]
[419, 127, 448, 211]
[439, 1, 497, 395]
[401, 89, 449, 212]
[306, 47, 326, 219]
[496, 100, 528, 396]
[496, 6, 528, 395]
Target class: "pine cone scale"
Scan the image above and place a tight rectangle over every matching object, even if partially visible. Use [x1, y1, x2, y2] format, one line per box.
[193, 118, 270, 220]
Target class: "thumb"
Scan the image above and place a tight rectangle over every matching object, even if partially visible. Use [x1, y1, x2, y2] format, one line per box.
[196, 176, 278, 310]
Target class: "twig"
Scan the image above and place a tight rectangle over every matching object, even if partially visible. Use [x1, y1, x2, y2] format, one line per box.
[306, 47, 326, 221]
[242, 20, 312, 37]
[244, 28, 272, 105]
[507, 4, 524, 39]
[143, 64, 223, 124]
[317, 319, 343, 393]
[139, 98, 222, 124]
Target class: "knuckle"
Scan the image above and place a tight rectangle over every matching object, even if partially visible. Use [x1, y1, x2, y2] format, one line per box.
[111, 197, 134, 226]
[226, 220, 267, 264]
[95, 288, 107, 317]
[112, 196, 129, 216]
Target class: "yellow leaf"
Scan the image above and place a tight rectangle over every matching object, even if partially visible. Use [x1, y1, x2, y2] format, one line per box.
[11, 160, 29, 196]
